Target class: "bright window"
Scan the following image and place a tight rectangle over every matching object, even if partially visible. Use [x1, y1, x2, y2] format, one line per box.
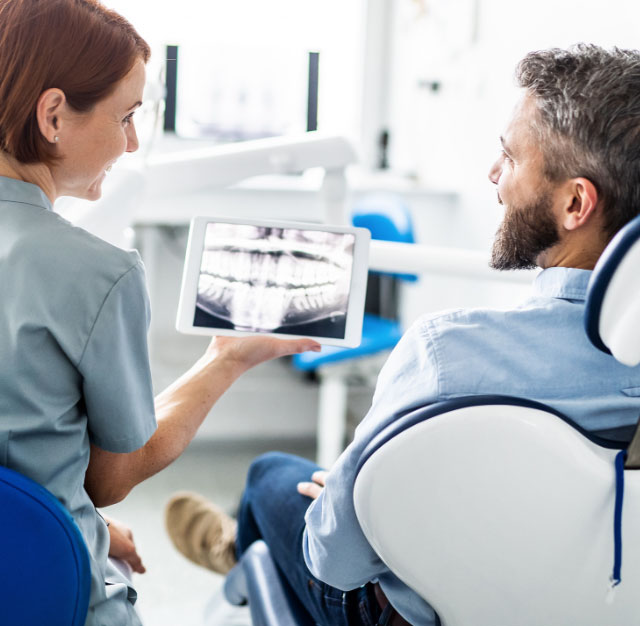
[103, 1, 367, 142]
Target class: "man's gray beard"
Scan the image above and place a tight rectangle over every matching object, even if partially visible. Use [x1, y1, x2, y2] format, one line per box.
[490, 192, 560, 270]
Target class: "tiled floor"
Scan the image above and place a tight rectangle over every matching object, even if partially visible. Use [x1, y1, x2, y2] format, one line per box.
[104, 438, 315, 626]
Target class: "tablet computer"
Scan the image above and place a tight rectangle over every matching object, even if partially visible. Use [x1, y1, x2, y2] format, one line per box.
[176, 217, 370, 347]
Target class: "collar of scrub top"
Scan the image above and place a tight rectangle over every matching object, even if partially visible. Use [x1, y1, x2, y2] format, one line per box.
[0, 175, 52, 211]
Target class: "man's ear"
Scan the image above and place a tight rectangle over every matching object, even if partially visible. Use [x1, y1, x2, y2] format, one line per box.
[35, 88, 67, 144]
[559, 177, 599, 231]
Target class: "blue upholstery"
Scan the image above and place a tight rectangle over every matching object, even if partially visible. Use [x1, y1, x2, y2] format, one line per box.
[351, 193, 418, 283]
[293, 195, 416, 371]
[293, 314, 403, 370]
[0, 465, 91, 626]
[585, 213, 640, 354]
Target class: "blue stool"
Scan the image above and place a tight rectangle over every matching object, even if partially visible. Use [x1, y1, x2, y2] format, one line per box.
[293, 194, 417, 467]
[0, 465, 91, 626]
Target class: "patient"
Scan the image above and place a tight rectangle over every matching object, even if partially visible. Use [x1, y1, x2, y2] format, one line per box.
[165, 44, 640, 625]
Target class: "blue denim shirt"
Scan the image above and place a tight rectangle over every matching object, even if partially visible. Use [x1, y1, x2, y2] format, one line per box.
[0, 177, 157, 625]
[303, 267, 640, 625]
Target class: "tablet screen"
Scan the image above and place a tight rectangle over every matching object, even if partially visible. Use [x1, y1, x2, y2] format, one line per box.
[195, 222, 356, 339]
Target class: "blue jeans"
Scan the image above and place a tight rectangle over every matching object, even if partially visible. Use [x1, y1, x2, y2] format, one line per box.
[236, 452, 384, 626]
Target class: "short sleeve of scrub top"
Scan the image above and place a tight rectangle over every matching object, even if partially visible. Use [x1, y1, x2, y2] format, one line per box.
[79, 261, 157, 452]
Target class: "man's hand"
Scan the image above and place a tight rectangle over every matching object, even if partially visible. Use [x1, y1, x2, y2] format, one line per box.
[104, 515, 146, 574]
[297, 470, 328, 500]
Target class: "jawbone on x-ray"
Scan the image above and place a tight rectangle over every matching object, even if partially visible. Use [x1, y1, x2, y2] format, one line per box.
[196, 223, 355, 335]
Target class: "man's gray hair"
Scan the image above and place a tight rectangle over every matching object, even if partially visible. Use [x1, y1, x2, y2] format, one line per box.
[516, 43, 640, 239]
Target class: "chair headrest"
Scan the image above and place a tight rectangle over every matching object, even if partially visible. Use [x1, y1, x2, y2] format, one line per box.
[585, 214, 640, 367]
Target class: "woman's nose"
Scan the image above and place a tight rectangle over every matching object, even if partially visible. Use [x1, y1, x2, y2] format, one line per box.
[126, 123, 139, 153]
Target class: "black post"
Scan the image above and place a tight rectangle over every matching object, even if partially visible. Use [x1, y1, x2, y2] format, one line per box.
[307, 51, 319, 132]
[164, 45, 179, 132]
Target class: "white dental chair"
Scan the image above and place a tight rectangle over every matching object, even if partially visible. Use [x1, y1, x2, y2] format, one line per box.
[353, 212, 640, 626]
[223, 213, 640, 625]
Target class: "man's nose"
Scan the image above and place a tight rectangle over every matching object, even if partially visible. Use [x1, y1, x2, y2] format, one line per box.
[488, 158, 502, 184]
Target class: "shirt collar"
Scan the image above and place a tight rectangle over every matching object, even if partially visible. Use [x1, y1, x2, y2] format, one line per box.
[0, 176, 52, 212]
[532, 266, 593, 302]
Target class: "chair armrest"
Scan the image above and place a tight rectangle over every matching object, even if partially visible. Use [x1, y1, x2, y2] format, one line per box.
[223, 540, 297, 626]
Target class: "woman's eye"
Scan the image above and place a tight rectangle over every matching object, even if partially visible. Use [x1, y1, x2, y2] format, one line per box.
[123, 113, 134, 126]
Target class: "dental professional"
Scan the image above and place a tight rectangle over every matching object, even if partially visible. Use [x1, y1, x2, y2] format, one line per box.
[166, 44, 640, 625]
[0, 1, 319, 624]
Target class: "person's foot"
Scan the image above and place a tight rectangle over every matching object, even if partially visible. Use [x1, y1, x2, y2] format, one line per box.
[165, 491, 238, 574]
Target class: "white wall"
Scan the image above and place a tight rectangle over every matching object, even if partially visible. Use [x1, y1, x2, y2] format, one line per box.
[387, 0, 640, 255]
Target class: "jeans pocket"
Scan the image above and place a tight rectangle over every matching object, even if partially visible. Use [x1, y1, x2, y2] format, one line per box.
[307, 578, 344, 606]
[307, 578, 350, 624]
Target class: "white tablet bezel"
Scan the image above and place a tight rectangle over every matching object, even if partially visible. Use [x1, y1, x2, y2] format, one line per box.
[176, 216, 370, 347]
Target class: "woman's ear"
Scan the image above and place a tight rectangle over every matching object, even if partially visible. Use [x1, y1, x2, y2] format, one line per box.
[36, 88, 67, 144]
[560, 177, 599, 231]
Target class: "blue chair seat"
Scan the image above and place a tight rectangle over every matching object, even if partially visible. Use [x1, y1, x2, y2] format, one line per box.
[0, 465, 91, 626]
[293, 314, 403, 371]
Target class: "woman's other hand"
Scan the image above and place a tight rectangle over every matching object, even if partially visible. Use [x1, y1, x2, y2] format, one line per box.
[104, 515, 146, 574]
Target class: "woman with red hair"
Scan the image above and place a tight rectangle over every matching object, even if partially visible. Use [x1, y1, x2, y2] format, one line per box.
[0, 1, 319, 623]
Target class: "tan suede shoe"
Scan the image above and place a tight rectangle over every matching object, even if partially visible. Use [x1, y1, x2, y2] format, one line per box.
[165, 491, 238, 574]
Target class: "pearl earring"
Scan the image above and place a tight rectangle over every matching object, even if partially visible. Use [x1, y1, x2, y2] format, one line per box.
[53, 136, 59, 143]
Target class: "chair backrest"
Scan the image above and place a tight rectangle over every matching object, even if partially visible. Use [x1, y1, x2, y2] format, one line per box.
[0, 465, 91, 626]
[585, 213, 640, 367]
[584, 213, 640, 466]
[354, 397, 637, 626]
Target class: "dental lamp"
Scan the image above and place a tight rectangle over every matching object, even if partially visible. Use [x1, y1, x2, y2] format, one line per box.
[144, 132, 356, 226]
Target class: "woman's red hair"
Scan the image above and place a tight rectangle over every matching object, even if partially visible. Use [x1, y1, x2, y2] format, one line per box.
[0, 0, 151, 164]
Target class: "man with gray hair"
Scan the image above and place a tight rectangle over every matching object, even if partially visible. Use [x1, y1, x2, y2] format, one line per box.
[166, 44, 640, 625]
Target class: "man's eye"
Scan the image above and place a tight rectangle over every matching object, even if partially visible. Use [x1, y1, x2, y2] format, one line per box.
[502, 150, 513, 163]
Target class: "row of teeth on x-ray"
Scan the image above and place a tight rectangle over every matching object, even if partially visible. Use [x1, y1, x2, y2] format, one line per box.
[197, 231, 353, 331]
[200, 249, 346, 288]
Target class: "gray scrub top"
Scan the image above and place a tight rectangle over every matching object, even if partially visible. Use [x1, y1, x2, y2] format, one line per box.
[0, 176, 157, 625]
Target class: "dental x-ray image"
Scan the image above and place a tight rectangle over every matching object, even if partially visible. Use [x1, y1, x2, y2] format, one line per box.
[195, 223, 355, 338]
